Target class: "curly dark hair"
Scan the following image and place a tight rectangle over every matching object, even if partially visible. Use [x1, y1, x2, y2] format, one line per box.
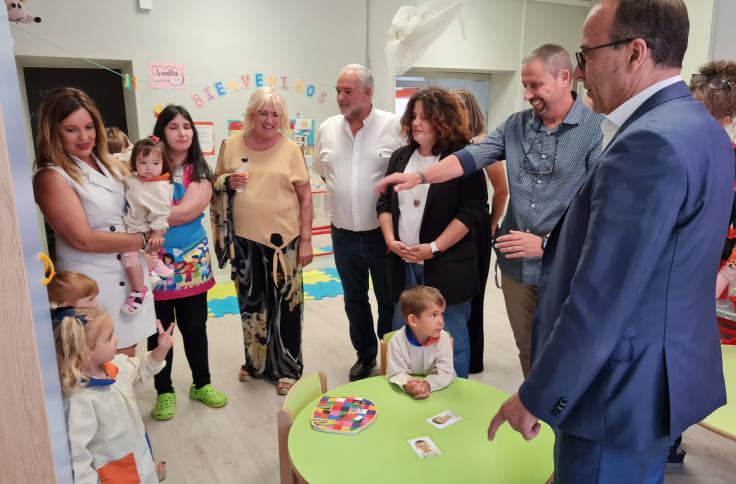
[690, 60, 736, 122]
[400, 86, 470, 155]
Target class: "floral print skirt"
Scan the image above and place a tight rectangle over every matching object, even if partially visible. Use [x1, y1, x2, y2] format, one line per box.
[232, 235, 303, 381]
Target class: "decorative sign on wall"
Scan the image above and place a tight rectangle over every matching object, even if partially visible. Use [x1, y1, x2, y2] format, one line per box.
[192, 72, 328, 109]
[149, 62, 186, 89]
[288, 117, 315, 158]
[194, 121, 215, 155]
[227, 120, 244, 137]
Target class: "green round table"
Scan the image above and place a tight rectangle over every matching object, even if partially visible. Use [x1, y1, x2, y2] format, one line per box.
[288, 376, 554, 483]
[700, 345, 736, 440]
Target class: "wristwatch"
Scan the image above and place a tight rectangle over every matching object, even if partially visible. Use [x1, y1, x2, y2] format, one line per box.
[430, 240, 442, 256]
[416, 171, 426, 184]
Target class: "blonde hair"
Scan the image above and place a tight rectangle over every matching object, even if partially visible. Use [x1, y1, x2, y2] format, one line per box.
[399, 285, 446, 320]
[106, 127, 132, 155]
[53, 307, 113, 396]
[242, 87, 289, 136]
[34, 87, 121, 184]
[47, 271, 99, 309]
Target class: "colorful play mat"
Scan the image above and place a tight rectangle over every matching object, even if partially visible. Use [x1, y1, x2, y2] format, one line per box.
[207, 265, 343, 318]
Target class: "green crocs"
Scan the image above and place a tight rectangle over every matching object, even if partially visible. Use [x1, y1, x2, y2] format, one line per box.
[188, 384, 228, 408]
[151, 392, 176, 421]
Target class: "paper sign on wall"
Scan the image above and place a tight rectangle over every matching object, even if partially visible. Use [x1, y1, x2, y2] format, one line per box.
[149, 62, 186, 89]
[227, 120, 244, 137]
[288, 117, 315, 158]
[194, 122, 215, 156]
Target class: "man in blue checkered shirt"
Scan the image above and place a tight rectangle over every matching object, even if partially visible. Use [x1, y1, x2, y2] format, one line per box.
[377, 44, 603, 377]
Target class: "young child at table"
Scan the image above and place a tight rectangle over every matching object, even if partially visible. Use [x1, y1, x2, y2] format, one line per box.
[386, 285, 455, 399]
[54, 306, 174, 483]
[120, 136, 174, 314]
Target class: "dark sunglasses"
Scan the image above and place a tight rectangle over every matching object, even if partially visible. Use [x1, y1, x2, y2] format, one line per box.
[691, 74, 732, 90]
[574, 38, 637, 72]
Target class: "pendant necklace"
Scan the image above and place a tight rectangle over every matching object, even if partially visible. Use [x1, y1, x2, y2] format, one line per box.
[412, 153, 432, 208]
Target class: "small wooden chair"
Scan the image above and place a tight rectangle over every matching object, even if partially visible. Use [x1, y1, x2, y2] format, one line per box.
[277, 371, 327, 484]
[379, 330, 399, 375]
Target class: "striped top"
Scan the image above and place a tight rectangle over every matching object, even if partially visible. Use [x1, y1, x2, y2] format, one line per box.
[455, 96, 603, 285]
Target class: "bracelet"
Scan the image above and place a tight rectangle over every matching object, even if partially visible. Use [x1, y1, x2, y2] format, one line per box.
[416, 171, 426, 184]
[141, 232, 150, 251]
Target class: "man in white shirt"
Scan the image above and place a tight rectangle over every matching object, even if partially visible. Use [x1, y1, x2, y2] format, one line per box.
[313, 64, 403, 381]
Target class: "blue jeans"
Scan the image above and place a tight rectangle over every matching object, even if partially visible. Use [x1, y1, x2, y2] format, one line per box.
[331, 225, 393, 362]
[391, 263, 471, 378]
[554, 430, 668, 484]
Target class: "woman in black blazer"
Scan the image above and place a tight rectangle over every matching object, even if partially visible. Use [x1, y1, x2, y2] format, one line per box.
[376, 86, 488, 377]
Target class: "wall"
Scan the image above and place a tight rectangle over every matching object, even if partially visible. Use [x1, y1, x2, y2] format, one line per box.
[682, 0, 715, 79]
[709, 0, 735, 62]
[369, 0, 590, 130]
[12, 0, 367, 161]
[1, 16, 71, 483]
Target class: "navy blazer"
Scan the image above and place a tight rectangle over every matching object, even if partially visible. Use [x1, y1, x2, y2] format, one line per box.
[519, 81, 735, 449]
[376, 143, 488, 304]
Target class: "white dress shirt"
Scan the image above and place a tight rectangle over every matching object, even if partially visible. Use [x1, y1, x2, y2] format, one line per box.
[313, 106, 403, 231]
[601, 75, 682, 148]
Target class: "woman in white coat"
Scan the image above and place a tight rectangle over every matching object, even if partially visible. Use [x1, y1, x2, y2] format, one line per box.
[33, 87, 156, 355]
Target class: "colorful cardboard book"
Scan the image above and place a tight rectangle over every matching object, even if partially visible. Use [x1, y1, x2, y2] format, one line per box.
[309, 396, 377, 435]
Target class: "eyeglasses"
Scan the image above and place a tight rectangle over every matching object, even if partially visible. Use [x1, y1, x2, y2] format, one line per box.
[690, 74, 732, 91]
[521, 128, 558, 176]
[575, 38, 636, 72]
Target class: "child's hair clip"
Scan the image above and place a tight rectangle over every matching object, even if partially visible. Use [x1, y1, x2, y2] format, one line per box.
[150, 135, 160, 143]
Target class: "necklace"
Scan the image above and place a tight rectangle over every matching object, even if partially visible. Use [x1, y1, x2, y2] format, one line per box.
[412, 151, 436, 208]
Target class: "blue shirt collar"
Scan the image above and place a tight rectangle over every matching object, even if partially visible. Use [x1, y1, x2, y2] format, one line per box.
[404, 325, 440, 347]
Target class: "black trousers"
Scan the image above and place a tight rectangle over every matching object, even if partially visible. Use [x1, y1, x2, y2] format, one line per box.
[331, 225, 394, 362]
[468, 213, 492, 373]
[147, 292, 211, 394]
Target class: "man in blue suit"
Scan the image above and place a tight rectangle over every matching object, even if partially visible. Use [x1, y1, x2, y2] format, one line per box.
[485, 0, 733, 481]
[376, 0, 733, 481]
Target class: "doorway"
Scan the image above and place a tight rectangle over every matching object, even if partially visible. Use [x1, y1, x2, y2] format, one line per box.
[23, 66, 130, 147]
[395, 70, 492, 122]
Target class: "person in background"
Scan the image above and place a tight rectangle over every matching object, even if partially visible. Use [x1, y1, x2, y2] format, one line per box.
[377, 86, 487, 378]
[147, 105, 227, 420]
[666, 59, 736, 467]
[213, 87, 313, 396]
[690, 61, 736, 300]
[33, 87, 156, 358]
[377, 44, 603, 379]
[313, 64, 403, 381]
[452, 88, 509, 373]
[386, 285, 455, 399]
[106, 126, 133, 170]
[47, 271, 99, 313]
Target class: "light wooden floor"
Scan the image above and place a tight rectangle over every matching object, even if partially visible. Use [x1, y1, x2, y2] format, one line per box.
[138, 254, 736, 484]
